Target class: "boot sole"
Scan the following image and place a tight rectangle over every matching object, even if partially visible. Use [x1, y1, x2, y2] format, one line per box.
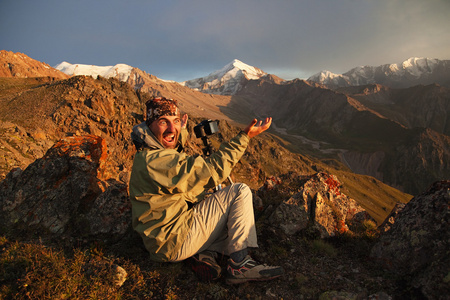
[187, 258, 221, 281]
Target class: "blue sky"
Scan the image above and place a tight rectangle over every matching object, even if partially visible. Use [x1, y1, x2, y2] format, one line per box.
[1, 0, 449, 81]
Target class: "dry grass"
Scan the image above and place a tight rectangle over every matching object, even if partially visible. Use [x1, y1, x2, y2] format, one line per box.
[0, 236, 166, 299]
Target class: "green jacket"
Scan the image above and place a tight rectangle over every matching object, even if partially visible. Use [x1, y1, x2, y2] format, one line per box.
[129, 122, 249, 262]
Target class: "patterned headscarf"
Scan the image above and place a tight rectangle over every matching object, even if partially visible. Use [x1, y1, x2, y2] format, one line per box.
[145, 96, 180, 125]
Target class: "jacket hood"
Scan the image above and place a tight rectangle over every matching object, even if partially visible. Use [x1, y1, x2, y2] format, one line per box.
[131, 122, 166, 151]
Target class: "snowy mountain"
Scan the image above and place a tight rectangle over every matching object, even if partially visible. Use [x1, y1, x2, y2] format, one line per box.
[55, 57, 450, 95]
[55, 62, 134, 82]
[308, 57, 450, 89]
[181, 59, 268, 95]
[54, 61, 182, 92]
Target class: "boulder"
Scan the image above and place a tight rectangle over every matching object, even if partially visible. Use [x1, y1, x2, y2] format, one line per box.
[0, 135, 131, 243]
[269, 172, 374, 238]
[371, 180, 450, 299]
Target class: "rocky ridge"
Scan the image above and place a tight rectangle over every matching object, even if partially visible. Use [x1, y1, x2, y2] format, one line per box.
[0, 75, 141, 183]
[0, 50, 69, 79]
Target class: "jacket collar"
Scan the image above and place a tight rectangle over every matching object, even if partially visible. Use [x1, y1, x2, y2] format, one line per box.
[131, 122, 184, 152]
[131, 122, 165, 151]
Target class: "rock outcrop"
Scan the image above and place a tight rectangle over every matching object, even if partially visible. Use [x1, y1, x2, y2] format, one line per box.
[0, 75, 142, 183]
[371, 180, 450, 299]
[268, 172, 374, 238]
[0, 135, 131, 243]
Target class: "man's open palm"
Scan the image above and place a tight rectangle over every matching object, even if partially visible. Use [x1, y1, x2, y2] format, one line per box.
[244, 117, 272, 138]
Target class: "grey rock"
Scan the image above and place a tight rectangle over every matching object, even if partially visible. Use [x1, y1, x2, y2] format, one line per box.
[371, 180, 450, 299]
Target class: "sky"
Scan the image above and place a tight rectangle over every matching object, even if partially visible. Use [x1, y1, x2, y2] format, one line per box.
[1, 0, 449, 82]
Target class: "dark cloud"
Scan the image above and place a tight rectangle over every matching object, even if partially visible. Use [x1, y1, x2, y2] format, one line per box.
[1, 0, 449, 81]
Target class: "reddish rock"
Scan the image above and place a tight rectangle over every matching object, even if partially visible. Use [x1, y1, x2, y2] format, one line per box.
[0, 135, 131, 243]
[269, 172, 374, 238]
[0, 50, 69, 79]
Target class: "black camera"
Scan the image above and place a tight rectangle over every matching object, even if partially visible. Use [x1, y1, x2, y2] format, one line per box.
[194, 119, 219, 138]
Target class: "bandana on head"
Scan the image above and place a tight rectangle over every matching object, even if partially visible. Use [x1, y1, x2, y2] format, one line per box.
[145, 97, 180, 124]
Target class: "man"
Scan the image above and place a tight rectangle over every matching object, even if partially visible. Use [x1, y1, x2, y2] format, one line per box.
[129, 96, 284, 284]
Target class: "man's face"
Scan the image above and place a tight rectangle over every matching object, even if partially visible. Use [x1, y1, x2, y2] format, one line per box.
[149, 115, 181, 149]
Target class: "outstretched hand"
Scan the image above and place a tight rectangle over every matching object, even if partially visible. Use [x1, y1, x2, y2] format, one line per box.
[243, 117, 272, 139]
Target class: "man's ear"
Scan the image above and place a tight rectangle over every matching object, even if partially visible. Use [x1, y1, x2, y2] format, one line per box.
[181, 114, 188, 129]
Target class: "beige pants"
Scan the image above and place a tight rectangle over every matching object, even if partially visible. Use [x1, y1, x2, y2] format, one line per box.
[173, 183, 258, 261]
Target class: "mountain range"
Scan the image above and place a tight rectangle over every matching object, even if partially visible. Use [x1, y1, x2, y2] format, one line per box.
[2, 50, 450, 197]
[55, 58, 270, 96]
[55, 56, 450, 94]
[307, 57, 450, 89]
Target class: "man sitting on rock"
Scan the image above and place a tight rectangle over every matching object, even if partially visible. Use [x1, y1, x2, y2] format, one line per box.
[129, 96, 284, 284]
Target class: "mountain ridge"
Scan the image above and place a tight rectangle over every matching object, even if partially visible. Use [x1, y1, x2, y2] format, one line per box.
[54, 56, 450, 94]
[307, 57, 450, 89]
[55, 61, 134, 82]
[0, 50, 69, 79]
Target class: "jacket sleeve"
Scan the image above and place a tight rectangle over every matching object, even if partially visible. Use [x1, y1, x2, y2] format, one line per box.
[204, 131, 249, 184]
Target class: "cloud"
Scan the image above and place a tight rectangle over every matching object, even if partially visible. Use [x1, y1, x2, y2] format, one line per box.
[1, 0, 449, 81]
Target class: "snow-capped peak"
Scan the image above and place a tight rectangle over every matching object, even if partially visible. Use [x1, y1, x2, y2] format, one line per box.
[308, 70, 349, 86]
[181, 59, 267, 95]
[307, 57, 448, 89]
[314, 70, 345, 81]
[55, 62, 133, 82]
[399, 57, 439, 77]
[211, 59, 267, 80]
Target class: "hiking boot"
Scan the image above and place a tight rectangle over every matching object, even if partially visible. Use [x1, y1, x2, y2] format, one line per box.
[187, 251, 221, 281]
[226, 255, 284, 284]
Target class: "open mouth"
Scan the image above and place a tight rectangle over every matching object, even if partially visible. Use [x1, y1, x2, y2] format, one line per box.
[164, 134, 174, 141]
[163, 134, 176, 145]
